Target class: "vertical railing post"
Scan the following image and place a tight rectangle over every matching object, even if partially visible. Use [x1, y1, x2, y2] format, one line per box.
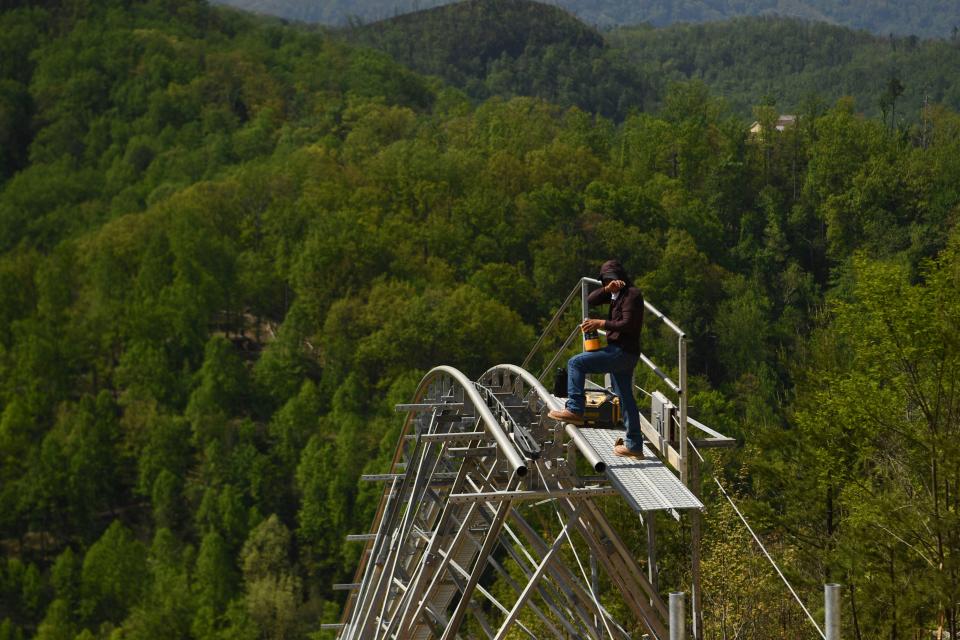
[669, 592, 685, 640]
[825, 584, 841, 640]
[581, 278, 590, 322]
[678, 335, 688, 483]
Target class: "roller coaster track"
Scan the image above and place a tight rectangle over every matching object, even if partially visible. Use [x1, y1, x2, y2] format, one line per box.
[330, 280, 733, 640]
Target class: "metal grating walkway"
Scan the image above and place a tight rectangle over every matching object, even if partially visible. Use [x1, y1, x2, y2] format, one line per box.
[577, 427, 703, 515]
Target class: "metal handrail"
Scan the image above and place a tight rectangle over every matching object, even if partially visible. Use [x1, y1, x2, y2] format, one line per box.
[521, 275, 690, 481]
[644, 299, 685, 338]
[524, 277, 684, 370]
[537, 325, 581, 381]
[521, 281, 583, 370]
[640, 353, 681, 394]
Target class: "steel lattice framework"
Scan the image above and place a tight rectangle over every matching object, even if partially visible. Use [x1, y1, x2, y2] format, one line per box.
[330, 281, 736, 640]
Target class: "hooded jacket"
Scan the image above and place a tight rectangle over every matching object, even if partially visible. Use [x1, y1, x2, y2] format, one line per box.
[586, 259, 644, 354]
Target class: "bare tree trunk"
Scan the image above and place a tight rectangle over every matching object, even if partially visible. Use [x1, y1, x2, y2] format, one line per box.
[849, 578, 863, 640]
[890, 546, 898, 640]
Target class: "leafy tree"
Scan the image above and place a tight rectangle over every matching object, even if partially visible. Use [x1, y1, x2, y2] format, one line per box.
[118, 529, 195, 640]
[50, 548, 81, 612]
[195, 531, 239, 613]
[80, 521, 148, 625]
[33, 599, 75, 640]
[241, 515, 301, 640]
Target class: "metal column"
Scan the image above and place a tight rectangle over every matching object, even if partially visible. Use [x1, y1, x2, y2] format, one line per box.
[646, 513, 658, 593]
[678, 336, 688, 484]
[669, 592, 685, 640]
[690, 449, 703, 640]
[581, 278, 590, 322]
[825, 583, 841, 640]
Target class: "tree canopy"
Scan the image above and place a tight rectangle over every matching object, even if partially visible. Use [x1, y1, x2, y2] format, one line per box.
[0, 0, 959, 638]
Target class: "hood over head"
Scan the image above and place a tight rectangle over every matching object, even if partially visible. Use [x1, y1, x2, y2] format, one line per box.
[599, 259, 631, 286]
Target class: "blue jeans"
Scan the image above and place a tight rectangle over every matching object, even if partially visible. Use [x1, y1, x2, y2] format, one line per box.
[565, 345, 643, 452]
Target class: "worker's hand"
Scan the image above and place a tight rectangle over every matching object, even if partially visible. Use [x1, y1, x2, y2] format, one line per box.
[603, 279, 625, 293]
[581, 318, 605, 333]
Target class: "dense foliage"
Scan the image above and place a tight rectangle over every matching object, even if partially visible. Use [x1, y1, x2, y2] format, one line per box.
[1, 0, 960, 639]
[213, 0, 960, 38]
[562, 0, 960, 38]
[612, 17, 960, 122]
[344, 0, 654, 120]
[341, 4, 960, 121]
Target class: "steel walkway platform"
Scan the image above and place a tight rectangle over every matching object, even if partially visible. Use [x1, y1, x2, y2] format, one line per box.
[577, 426, 704, 515]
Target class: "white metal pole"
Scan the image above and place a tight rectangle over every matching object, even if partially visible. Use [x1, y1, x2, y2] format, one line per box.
[669, 592, 685, 640]
[825, 584, 841, 640]
[581, 278, 590, 321]
[678, 336, 688, 484]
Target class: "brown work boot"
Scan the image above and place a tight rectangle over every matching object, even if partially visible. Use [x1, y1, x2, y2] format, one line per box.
[547, 408, 585, 424]
[613, 437, 645, 459]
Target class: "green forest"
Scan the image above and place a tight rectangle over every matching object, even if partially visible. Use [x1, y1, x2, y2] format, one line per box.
[611, 17, 960, 122]
[346, 2, 960, 122]
[1, 0, 959, 639]
[213, 0, 960, 39]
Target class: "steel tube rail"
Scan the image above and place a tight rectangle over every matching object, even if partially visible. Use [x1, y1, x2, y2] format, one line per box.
[483, 364, 607, 473]
[563, 424, 607, 473]
[645, 300, 686, 337]
[640, 353, 681, 394]
[448, 486, 618, 503]
[429, 366, 527, 477]
[524, 277, 607, 371]
[537, 324, 581, 381]
[522, 281, 581, 369]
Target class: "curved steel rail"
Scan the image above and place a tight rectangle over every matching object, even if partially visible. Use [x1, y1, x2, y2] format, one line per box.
[418, 366, 527, 477]
[337, 365, 529, 636]
[481, 363, 607, 473]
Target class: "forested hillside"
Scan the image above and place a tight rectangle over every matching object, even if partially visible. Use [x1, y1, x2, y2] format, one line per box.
[562, 0, 960, 37]
[344, 0, 654, 120]
[213, 0, 960, 38]
[343, 4, 960, 121]
[612, 17, 960, 122]
[1, 0, 960, 639]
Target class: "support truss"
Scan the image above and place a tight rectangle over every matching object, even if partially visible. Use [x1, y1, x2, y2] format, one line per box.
[335, 363, 707, 640]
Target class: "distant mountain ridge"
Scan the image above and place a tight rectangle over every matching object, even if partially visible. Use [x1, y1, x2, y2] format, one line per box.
[342, 0, 654, 120]
[336, 0, 960, 122]
[212, 0, 960, 38]
[350, 0, 603, 61]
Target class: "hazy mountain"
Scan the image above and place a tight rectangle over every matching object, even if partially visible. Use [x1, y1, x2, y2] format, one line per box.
[342, 0, 655, 119]
[211, 0, 960, 38]
[334, 0, 960, 120]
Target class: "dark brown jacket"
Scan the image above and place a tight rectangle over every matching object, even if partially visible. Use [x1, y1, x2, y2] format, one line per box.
[587, 260, 644, 354]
